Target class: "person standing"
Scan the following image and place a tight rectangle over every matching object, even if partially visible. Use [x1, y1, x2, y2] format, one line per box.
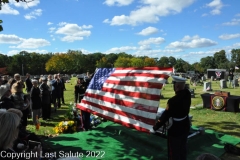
[25, 73, 32, 94]
[58, 73, 66, 105]
[39, 77, 51, 120]
[153, 76, 191, 160]
[52, 74, 61, 110]
[30, 80, 42, 125]
[228, 70, 234, 88]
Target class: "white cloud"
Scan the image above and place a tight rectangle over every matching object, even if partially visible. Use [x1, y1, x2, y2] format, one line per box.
[49, 27, 56, 33]
[24, 9, 42, 20]
[6, 49, 48, 56]
[0, 4, 19, 15]
[10, 0, 40, 9]
[133, 49, 183, 57]
[47, 22, 53, 25]
[166, 35, 217, 49]
[219, 33, 240, 40]
[0, 34, 23, 44]
[103, 0, 134, 6]
[222, 18, 240, 26]
[58, 22, 68, 26]
[236, 13, 240, 17]
[138, 37, 165, 46]
[139, 45, 151, 50]
[137, 27, 158, 36]
[55, 23, 92, 42]
[201, 13, 208, 17]
[10, 38, 50, 49]
[103, 0, 195, 26]
[106, 46, 137, 53]
[206, 0, 223, 15]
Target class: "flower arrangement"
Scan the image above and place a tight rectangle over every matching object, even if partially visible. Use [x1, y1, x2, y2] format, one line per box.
[53, 121, 77, 134]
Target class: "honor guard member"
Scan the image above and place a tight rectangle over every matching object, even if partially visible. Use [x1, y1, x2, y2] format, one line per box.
[153, 76, 191, 160]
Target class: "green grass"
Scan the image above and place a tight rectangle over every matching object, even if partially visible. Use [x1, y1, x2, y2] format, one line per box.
[160, 78, 240, 138]
[26, 77, 240, 159]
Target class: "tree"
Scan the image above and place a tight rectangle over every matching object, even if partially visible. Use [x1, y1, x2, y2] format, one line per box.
[213, 50, 229, 69]
[168, 56, 176, 67]
[131, 57, 144, 67]
[114, 57, 131, 67]
[231, 49, 240, 66]
[200, 56, 216, 72]
[144, 57, 156, 67]
[158, 56, 169, 67]
[0, 20, 3, 32]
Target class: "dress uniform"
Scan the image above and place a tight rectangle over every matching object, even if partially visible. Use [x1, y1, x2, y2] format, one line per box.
[153, 76, 191, 160]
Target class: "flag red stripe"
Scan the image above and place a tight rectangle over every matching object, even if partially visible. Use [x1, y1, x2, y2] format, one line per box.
[115, 67, 173, 71]
[110, 72, 170, 79]
[102, 87, 161, 101]
[80, 100, 156, 125]
[77, 104, 150, 133]
[105, 79, 163, 88]
[84, 93, 158, 113]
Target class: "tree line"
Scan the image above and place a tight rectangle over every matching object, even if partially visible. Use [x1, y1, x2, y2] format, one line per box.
[0, 49, 239, 76]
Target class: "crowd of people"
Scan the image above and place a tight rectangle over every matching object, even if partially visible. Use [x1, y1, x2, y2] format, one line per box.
[0, 73, 69, 159]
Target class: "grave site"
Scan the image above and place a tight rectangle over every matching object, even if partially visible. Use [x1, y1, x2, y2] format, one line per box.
[27, 67, 240, 160]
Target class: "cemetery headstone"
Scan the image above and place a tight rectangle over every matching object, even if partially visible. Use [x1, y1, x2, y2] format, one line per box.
[220, 79, 227, 89]
[203, 82, 212, 91]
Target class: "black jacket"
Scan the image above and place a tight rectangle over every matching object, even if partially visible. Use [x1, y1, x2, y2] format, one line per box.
[39, 83, 51, 104]
[0, 97, 15, 110]
[155, 89, 191, 136]
[25, 77, 33, 92]
[30, 87, 42, 110]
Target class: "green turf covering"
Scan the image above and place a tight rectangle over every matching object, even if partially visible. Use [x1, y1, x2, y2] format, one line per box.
[44, 121, 240, 160]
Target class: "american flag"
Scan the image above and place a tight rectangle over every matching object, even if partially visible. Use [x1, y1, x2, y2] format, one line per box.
[77, 67, 173, 133]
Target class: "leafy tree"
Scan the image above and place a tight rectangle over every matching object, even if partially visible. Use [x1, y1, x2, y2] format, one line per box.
[114, 57, 131, 67]
[144, 57, 156, 67]
[230, 49, 240, 66]
[96, 57, 109, 68]
[174, 59, 187, 72]
[213, 50, 229, 69]
[168, 56, 177, 67]
[158, 56, 169, 67]
[0, 20, 3, 32]
[200, 56, 216, 72]
[131, 57, 144, 67]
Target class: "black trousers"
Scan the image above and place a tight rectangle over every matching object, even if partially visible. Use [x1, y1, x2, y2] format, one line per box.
[82, 110, 91, 131]
[42, 103, 51, 119]
[60, 89, 65, 103]
[168, 133, 188, 160]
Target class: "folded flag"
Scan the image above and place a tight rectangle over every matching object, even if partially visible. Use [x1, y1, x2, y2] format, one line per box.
[77, 67, 173, 133]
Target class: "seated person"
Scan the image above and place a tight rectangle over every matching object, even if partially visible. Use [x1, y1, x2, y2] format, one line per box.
[0, 109, 42, 160]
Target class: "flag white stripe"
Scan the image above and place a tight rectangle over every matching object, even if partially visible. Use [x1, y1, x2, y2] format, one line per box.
[85, 89, 160, 107]
[107, 76, 167, 83]
[103, 83, 161, 95]
[114, 70, 172, 74]
[80, 103, 153, 130]
[83, 96, 157, 119]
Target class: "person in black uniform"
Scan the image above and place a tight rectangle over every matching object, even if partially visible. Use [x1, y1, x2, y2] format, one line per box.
[74, 75, 91, 131]
[153, 76, 191, 160]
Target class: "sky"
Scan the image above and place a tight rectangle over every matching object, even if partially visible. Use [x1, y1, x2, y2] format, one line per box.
[0, 0, 240, 64]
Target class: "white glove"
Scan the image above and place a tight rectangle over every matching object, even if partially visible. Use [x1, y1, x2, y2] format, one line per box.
[149, 128, 156, 134]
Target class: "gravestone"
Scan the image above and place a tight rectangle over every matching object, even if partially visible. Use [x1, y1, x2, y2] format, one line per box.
[203, 82, 212, 91]
[220, 79, 227, 89]
[201, 76, 206, 81]
[211, 76, 214, 81]
[189, 89, 195, 98]
[234, 79, 239, 87]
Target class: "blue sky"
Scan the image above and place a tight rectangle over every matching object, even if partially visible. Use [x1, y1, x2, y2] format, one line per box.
[0, 0, 240, 64]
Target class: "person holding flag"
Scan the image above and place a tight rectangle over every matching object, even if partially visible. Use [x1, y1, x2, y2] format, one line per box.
[153, 75, 191, 160]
